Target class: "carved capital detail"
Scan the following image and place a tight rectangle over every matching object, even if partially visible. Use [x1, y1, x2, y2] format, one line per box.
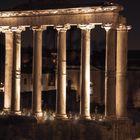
[117, 24, 132, 31]
[78, 23, 95, 30]
[31, 25, 47, 31]
[0, 26, 27, 33]
[55, 24, 70, 32]
[102, 23, 112, 32]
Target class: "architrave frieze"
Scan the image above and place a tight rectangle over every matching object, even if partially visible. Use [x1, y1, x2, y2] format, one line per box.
[0, 5, 124, 27]
[0, 5, 122, 17]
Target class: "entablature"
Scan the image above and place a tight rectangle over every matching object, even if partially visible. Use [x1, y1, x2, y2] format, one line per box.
[0, 5, 124, 27]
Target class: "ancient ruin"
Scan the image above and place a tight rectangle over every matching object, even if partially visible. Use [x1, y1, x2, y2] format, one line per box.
[0, 2, 132, 140]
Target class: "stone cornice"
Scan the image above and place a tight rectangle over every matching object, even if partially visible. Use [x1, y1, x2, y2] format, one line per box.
[0, 5, 122, 18]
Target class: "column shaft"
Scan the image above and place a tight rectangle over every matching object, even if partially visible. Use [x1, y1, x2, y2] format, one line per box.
[56, 26, 69, 119]
[4, 32, 13, 111]
[32, 28, 43, 117]
[116, 25, 131, 118]
[12, 31, 22, 114]
[104, 28, 116, 117]
[80, 27, 91, 119]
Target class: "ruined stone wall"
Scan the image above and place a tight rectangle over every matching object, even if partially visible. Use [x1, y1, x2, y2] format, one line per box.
[0, 116, 133, 140]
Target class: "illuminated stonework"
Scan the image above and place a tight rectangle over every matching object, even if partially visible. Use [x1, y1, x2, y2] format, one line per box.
[0, 5, 123, 17]
[0, 3, 131, 120]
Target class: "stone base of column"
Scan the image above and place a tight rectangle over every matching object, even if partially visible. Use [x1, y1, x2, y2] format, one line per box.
[33, 112, 43, 118]
[3, 108, 11, 112]
[80, 115, 91, 120]
[104, 115, 116, 120]
[12, 111, 21, 115]
[55, 114, 68, 120]
[3, 108, 11, 115]
[116, 116, 128, 120]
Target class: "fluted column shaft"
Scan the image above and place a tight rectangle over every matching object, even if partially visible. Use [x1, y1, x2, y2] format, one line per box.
[4, 31, 13, 111]
[78, 24, 95, 119]
[116, 25, 131, 118]
[103, 24, 116, 117]
[55, 25, 70, 119]
[32, 26, 46, 117]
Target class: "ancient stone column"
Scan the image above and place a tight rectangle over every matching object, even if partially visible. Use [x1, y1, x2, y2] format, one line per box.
[103, 24, 116, 118]
[32, 26, 46, 117]
[116, 24, 131, 118]
[12, 27, 25, 115]
[55, 25, 70, 119]
[78, 24, 95, 119]
[3, 30, 13, 112]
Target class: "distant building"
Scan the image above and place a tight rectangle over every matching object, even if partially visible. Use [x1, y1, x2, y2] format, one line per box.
[21, 66, 105, 105]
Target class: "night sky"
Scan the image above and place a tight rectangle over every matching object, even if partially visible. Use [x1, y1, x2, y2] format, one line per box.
[0, 0, 139, 50]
